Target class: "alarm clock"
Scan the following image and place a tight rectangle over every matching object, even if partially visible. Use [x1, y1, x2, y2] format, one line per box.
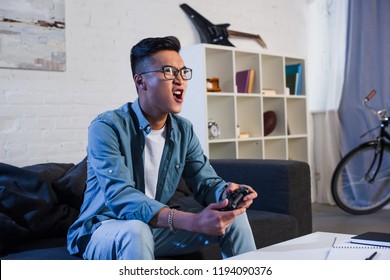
[208, 120, 220, 139]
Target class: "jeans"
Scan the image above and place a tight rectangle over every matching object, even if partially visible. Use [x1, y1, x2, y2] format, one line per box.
[82, 212, 256, 260]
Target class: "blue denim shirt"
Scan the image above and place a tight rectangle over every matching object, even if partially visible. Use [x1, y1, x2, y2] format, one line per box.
[67, 99, 226, 255]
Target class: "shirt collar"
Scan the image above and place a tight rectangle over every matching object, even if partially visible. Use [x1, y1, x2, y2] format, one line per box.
[131, 98, 174, 136]
[131, 98, 151, 134]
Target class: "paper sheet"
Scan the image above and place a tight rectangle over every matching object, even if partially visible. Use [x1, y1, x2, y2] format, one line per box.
[326, 238, 390, 260]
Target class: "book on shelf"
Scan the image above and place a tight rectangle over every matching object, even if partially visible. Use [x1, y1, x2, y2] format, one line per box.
[239, 132, 250, 138]
[236, 69, 255, 93]
[351, 232, 390, 247]
[326, 237, 390, 260]
[285, 63, 302, 95]
[261, 89, 277, 95]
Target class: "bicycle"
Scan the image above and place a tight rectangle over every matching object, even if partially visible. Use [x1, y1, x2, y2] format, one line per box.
[331, 90, 390, 214]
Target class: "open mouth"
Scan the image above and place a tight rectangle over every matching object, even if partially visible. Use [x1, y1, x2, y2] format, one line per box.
[173, 90, 183, 101]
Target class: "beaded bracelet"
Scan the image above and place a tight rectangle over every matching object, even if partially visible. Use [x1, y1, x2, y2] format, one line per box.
[168, 208, 178, 233]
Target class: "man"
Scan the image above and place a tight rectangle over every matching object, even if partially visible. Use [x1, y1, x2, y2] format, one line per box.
[67, 36, 257, 259]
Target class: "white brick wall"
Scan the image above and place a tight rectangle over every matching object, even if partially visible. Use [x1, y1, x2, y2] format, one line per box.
[0, 0, 308, 166]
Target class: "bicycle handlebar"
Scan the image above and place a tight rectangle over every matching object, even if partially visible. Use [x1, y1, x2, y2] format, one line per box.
[364, 89, 376, 102]
[363, 89, 388, 121]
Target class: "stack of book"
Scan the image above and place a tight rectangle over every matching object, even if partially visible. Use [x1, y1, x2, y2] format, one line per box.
[351, 231, 390, 247]
[285, 63, 302, 95]
[236, 69, 255, 93]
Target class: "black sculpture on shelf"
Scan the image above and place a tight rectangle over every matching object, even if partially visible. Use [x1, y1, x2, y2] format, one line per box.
[180, 3, 267, 49]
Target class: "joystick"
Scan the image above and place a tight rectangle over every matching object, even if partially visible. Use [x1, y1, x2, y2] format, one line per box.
[220, 186, 250, 211]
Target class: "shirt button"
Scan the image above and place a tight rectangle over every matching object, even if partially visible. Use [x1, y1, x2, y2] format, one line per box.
[145, 126, 151, 133]
[108, 169, 113, 174]
[175, 164, 180, 169]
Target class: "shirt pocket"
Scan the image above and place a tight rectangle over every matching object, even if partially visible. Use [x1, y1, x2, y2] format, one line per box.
[159, 160, 185, 203]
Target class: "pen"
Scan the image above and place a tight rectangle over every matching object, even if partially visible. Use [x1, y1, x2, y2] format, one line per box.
[325, 237, 337, 260]
[331, 237, 337, 247]
[365, 251, 377, 260]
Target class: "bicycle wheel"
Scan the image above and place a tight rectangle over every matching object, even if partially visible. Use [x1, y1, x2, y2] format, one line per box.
[331, 141, 390, 214]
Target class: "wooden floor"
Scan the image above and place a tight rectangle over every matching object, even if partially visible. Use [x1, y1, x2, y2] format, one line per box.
[312, 203, 390, 234]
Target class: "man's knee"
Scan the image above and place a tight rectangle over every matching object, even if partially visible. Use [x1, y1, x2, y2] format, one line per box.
[86, 219, 155, 259]
[115, 220, 154, 248]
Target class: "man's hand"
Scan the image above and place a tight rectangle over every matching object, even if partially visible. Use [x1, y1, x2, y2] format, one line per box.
[149, 201, 245, 236]
[193, 200, 246, 235]
[223, 183, 258, 210]
[149, 183, 258, 236]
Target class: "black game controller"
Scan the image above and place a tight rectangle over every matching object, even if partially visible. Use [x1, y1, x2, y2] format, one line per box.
[220, 186, 250, 211]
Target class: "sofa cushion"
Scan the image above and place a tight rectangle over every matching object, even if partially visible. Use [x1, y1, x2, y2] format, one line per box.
[1, 238, 79, 260]
[0, 158, 87, 255]
[247, 210, 298, 249]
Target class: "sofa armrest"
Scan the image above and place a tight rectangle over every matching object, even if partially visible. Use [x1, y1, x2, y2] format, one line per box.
[210, 159, 312, 236]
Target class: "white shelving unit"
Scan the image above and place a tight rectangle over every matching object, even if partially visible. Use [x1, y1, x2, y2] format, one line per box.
[180, 44, 309, 163]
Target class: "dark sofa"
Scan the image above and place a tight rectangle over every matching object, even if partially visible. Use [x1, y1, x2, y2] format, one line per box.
[0, 158, 312, 260]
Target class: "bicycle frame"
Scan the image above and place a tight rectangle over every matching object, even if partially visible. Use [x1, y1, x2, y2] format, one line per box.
[362, 90, 390, 183]
[365, 137, 386, 183]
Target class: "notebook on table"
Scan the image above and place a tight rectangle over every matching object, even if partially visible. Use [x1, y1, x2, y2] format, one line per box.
[351, 232, 390, 247]
[326, 236, 390, 260]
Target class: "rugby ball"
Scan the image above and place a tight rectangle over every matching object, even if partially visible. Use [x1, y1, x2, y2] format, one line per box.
[263, 111, 277, 136]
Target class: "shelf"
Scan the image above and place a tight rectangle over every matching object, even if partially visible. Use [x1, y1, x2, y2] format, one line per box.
[238, 140, 263, 159]
[234, 51, 261, 93]
[262, 97, 286, 137]
[180, 44, 309, 163]
[285, 57, 306, 96]
[207, 95, 235, 139]
[236, 95, 262, 138]
[205, 48, 234, 93]
[209, 142, 237, 159]
[264, 139, 287, 160]
[286, 97, 307, 135]
[261, 55, 285, 95]
[288, 137, 308, 162]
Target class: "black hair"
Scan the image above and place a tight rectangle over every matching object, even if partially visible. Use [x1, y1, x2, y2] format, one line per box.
[130, 36, 181, 77]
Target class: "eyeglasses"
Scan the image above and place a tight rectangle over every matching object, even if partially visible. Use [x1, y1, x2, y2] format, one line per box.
[138, 65, 192, 80]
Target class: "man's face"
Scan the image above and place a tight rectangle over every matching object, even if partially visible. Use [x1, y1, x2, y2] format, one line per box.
[136, 50, 188, 119]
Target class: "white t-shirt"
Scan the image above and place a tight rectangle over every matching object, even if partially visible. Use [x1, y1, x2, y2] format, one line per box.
[144, 125, 166, 198]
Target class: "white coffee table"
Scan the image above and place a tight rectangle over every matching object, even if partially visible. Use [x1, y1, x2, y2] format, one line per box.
[229, 231, 353, 260]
